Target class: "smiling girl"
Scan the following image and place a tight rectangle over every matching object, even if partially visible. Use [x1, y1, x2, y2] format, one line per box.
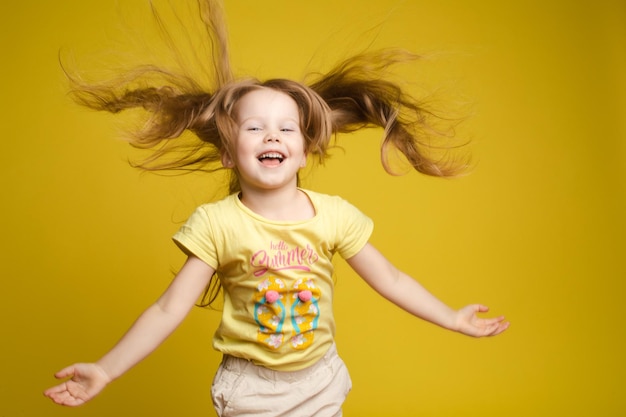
[44, 2, 508, 416]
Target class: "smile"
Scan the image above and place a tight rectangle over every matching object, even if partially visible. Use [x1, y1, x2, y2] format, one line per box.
[257, 152, 285, 164]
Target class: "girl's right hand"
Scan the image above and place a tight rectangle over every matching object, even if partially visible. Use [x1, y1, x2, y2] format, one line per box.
[44, 363, 111, 406]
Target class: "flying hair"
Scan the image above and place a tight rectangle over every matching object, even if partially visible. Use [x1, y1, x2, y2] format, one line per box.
[62, 0, 470, 306]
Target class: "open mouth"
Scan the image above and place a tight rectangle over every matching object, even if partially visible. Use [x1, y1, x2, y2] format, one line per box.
[257, 152, 285, 165]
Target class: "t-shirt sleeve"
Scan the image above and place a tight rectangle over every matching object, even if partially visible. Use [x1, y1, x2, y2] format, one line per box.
[172, 205, 219, 269]
[333, 197, 374, 259]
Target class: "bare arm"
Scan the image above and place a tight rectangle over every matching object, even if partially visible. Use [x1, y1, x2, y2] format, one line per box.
[346, 243, 508, 337]
[44, 255, 215, 406]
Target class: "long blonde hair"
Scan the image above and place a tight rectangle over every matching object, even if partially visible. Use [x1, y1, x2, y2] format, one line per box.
[64, 0, 468, 306]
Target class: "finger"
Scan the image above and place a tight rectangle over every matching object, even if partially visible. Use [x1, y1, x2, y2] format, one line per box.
[476, 316, 505, 332]
[61, 395, 86, 407]
[494, 320, 510, 334]
[45, 382, 88, 407]
[485, 320, 510, 336]
[44, 382, 68, 397]
[45, 386, 73, 405]
[50, 390, 71, 405]
[475, 304, 490, 313]
[52, 390, 84, 407]
[481, 315, 506, 325]
[54, 365, 76, 379]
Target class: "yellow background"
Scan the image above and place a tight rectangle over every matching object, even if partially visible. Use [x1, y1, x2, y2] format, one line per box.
[2, 1, 625, 415]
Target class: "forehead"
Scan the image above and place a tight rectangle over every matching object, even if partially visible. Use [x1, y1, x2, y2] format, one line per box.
[235, 88, 300, 120]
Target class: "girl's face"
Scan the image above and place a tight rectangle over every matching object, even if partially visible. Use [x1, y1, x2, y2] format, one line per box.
[224, 88, 307, 194]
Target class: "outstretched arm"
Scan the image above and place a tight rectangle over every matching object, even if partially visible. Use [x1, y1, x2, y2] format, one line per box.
[44, 255, 215, 406]
[346, 243, 508, 337]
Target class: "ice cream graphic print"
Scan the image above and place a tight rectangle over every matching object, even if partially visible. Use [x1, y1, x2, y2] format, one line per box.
[252, 240, 321, 350]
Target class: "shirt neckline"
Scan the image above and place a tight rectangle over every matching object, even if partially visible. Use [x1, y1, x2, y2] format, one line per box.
[233, 188, 318, 225]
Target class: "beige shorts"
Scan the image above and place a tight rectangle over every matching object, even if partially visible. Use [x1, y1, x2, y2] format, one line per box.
[211, 344, 352, 417]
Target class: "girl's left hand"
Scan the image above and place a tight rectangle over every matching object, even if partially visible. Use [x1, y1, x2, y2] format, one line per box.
[455, 304, 509, 337]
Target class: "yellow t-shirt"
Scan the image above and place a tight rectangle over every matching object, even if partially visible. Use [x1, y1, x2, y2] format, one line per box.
[172, 189, 373, 371]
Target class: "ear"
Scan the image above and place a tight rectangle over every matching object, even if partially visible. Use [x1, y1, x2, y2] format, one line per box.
[221, 152, 235, 168]
[299, 152, 308, 168]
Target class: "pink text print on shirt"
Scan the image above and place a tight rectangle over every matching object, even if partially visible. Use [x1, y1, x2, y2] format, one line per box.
[251, 240, 320, 277]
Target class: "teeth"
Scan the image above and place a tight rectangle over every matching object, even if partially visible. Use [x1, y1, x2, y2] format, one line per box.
[259, 152, 284, 160]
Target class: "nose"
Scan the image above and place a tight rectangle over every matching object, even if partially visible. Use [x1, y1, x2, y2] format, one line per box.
[265, 132, 280, 142]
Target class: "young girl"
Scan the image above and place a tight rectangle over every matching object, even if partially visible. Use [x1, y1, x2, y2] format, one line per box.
[45, 2, 508, 416]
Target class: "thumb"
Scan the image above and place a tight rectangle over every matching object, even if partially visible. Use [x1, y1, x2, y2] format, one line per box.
[474, 304, 490, 314]
[54, 365, 77, 379]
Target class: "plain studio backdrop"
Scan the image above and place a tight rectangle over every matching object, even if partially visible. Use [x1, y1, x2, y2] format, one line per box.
[1, 1, 624, 416]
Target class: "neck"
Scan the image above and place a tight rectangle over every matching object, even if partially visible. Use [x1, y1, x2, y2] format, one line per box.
[239, 186, 314, 221]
